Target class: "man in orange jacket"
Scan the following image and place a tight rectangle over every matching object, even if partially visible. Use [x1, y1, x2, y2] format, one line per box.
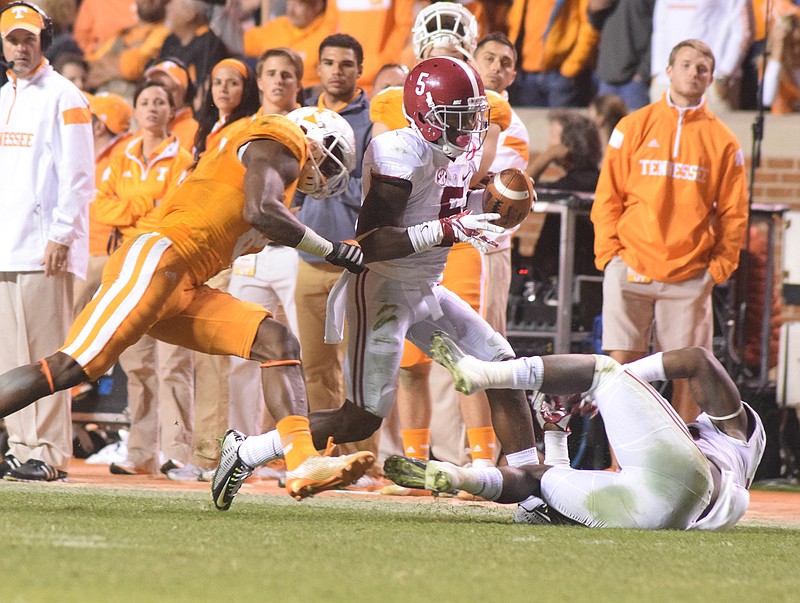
[591, 39, 748, 423]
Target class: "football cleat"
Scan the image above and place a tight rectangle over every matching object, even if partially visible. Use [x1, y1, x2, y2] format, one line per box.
[430, 331, 488, 395]
[211, 430, 253, 511]
[513, 498, 581, 526]
[285, 451, 375, 501]
[383, 455, 458, 494]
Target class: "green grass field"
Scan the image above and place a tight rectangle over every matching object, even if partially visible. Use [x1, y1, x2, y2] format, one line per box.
[2, 484, 799, 603]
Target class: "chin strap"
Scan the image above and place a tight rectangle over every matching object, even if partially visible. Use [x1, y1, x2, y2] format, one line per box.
[39, 358, 55, 394]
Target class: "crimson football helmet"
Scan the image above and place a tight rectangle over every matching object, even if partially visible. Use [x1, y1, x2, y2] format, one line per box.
[403, 56, 489, 158]
[286, 107, 356, 199]
[412, 1, 478, 61]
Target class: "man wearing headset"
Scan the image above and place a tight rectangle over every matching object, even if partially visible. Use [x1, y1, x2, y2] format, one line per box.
[0, 2, 94, 482]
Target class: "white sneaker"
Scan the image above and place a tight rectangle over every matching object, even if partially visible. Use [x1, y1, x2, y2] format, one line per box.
[430, 331, 488, 395]
[167, 464, 210, 482]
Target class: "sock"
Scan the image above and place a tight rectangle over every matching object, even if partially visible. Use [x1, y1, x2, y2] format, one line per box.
[401, 428, 430, 460]
[506, 448, 546, 510]
[276, 415, 319, 471]
[238, 429, 283, 468]
[505, 447, 540, 467]
[544, 430, 570, 467]
[445, 464, 504, 501]
[512, 356, 544, 390]
[467, 426, 496, 466]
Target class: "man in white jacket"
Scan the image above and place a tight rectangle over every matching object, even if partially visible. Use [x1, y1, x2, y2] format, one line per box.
[0, 3, 94, 482]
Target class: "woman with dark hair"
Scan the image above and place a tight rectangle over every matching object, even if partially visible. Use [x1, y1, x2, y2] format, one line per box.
[526, 109, 603, 193]
[588, 93, 629, 145]
[525, 108, 603, 315]
[193, 58, 260, 159]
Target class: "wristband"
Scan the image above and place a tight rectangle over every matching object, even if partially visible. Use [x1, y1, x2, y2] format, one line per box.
[706, 405, 745, 421]
[296, 227, 334, 258]
[407, 220, 444, 253]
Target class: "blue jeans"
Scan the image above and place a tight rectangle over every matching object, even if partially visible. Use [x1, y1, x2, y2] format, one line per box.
[597, 79, 651, 111]
[507, 70, 589, 107]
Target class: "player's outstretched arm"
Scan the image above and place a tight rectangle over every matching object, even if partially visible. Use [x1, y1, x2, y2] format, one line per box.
[241, 139, 305, 243]
[242, 140, 363, 273]
[662, 347, 750, 440]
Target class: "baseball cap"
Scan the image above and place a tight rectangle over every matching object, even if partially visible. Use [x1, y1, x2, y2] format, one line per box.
[0, 4, 44, 38]
[144, 60, 190, 91]
[86, 92, 133, 135]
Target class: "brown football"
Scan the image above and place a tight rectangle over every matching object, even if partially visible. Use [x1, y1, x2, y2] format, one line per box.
[482, 168, 536, 228]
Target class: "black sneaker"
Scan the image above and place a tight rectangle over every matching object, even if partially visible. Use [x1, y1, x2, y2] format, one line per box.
[4, 459, 67, 482]
[0, 454, 21, 478]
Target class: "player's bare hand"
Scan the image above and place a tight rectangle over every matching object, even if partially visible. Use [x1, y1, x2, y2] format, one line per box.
[43, 241, 69, 277]
[326, 240, 365, 274]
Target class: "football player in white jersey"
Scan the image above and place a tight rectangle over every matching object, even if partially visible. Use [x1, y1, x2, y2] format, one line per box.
[213, 57, 542, 509]
[387, 338, 766, 531]
[314, 54, 537, 460]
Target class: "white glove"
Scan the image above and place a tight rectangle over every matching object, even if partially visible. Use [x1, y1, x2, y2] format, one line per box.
[441, 210, 504, 252]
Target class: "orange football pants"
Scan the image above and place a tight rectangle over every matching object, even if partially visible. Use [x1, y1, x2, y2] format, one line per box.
[61, 233, 269, 381]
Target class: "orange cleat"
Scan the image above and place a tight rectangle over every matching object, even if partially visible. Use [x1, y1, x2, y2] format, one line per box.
[285, 451, 375, 501]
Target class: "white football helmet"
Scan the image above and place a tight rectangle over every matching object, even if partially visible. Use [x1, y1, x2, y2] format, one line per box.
[412, 2, 478, 61]
[286, 107, 356, 199]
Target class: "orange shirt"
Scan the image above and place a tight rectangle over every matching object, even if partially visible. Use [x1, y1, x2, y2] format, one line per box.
[74, 0, 138, 55]
[507, 0, 597, 76]
[88, 133, 134, 256]
[156, 114, 308, 285]
[88, 22, 171, 83]
[93, 135, 194, 242]
[328, 0, 415, 87]
[591, 96, 748, 284]
[243, 15, 334, 89]
[171, 107, 199, 152]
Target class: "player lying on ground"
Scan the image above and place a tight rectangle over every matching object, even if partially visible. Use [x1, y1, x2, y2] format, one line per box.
[385, 334, 765, 530]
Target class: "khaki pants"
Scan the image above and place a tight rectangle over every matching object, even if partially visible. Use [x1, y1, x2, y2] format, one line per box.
[0, 272, 74, 469]
[295, 260, 378, 458]
[118, 335, 195, 471]
[191, 269, 231, 468]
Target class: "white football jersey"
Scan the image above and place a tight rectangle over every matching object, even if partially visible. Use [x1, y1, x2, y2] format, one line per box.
[362, 128, 479, 283]
[689, 403, 766, 531]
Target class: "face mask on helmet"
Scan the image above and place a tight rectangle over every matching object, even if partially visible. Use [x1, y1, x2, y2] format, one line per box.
[403, 56, 489, 158]
[426, 98, 489, 157]
[287, 107, 356, 199]
[412, 2, 478, 61]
